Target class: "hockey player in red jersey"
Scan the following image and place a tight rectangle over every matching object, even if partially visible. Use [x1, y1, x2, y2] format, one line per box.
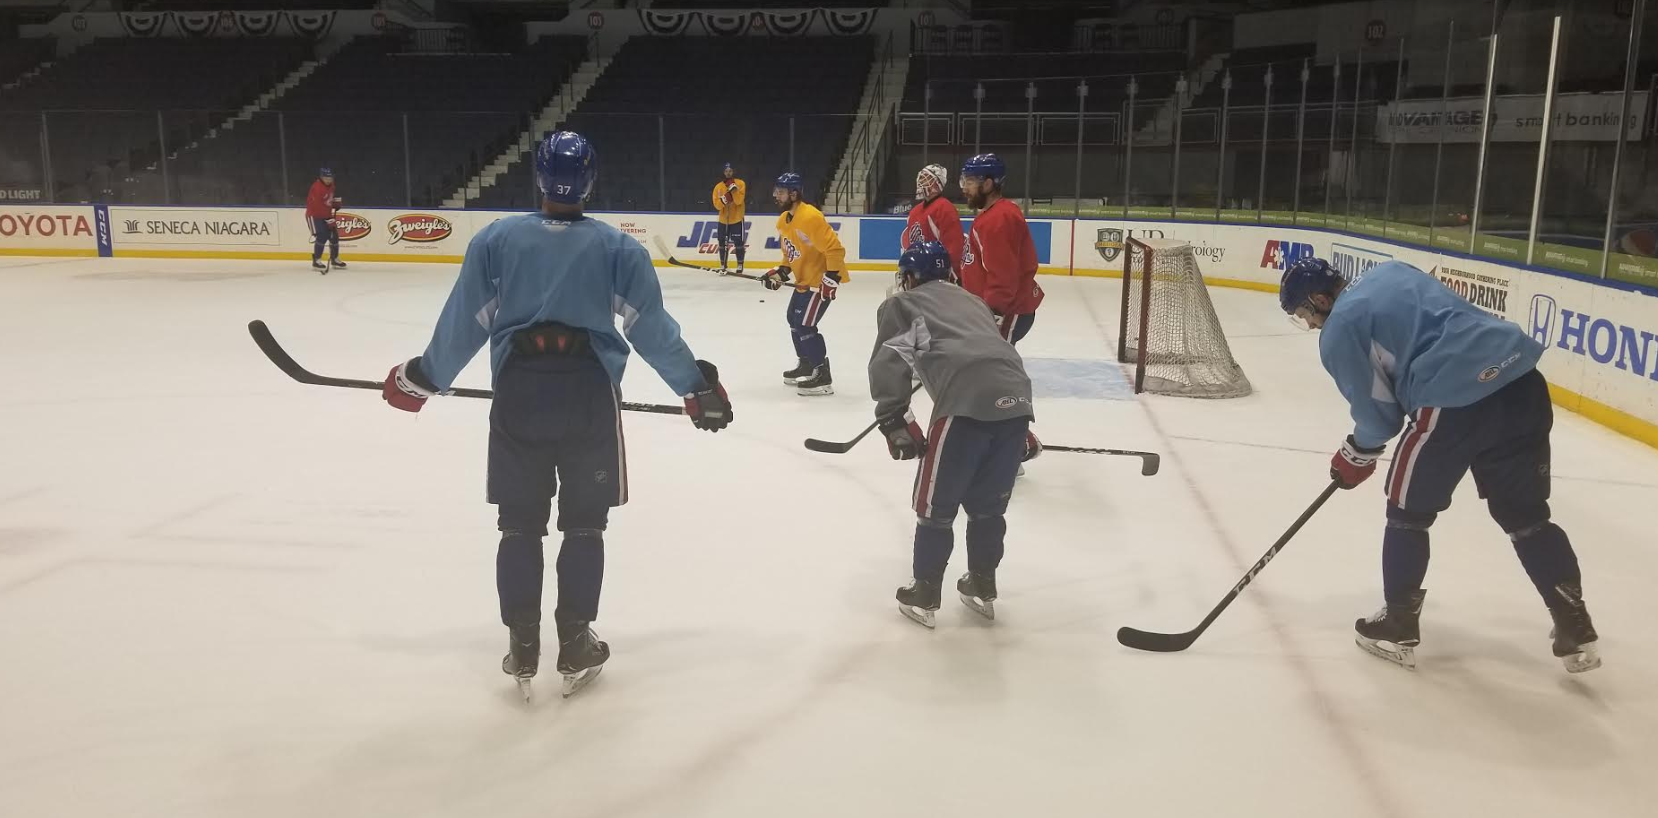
[958, 153, 1042, 344]
[901, 164, 963, 280]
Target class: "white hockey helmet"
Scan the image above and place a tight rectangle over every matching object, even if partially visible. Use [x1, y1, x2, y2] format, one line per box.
[915, 164, 948, 200]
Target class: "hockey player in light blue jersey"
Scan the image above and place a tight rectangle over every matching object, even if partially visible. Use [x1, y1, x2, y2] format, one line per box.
[1280, 257, 1598, 674]
[381, 131, 733, 700]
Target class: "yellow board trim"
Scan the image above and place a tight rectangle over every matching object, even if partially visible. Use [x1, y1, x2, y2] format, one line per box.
[0, 248, 98, 257]
[1547, 383, 1658, 450]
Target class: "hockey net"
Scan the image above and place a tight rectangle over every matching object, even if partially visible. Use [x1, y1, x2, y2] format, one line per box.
[1117, 238, 1252, 398]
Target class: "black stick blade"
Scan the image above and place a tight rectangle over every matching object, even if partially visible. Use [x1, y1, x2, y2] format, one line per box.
[1116, 626, 1198, 653]
[249, 319, 329, 386]
[1140, 453, 1161, 476]
[804, 438, 856, 454]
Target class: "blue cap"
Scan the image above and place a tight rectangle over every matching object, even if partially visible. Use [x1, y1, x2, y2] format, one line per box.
[319, 167, 332, 177]
[775, 172, 803, 191]
[1278, 257, 1343, 314]
[898, 240, 952, 285]
[960, 153, 1006, 183]
[723, 162, 733, 171]
[534, 131, 597, 205]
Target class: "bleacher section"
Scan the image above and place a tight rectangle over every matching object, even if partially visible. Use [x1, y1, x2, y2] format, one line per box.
[0, 36, 54, 87]
[0, 37, 311, 203]
[473, 36, 875, 212]
[155, 35, 588, 208]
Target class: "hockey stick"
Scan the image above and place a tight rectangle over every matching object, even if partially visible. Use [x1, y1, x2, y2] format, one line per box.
[247, 320, 686, 416]
[1116, 480, 1340, 653]
[1043, 445, 1160, 476]
[651, 235, 766, 282]
[803, 383, 926, 453]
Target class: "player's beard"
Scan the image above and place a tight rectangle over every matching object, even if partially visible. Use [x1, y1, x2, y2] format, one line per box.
[965, 188, 989, 209]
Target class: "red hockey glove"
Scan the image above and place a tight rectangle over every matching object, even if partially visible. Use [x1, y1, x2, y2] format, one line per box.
[761, 266, 791, 291]
[684, 360, 732, 432]
[383, 358, 438, 413]
[1330, 435, 1384, 489]
[1023, 430, 1043, 462]
[878, 409, 927, 461]
[820, 272, 841, 301]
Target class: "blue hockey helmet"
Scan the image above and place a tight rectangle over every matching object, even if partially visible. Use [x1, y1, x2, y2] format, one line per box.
[775, 171, 803, 192]
[318, 167, 333, 177]
[960, 153, 1006, 184]
[534, 131, 596, 205]
[723, 162, 733, 172]
[897, 240, 953, 289]
[1279, 256, 1344, 322]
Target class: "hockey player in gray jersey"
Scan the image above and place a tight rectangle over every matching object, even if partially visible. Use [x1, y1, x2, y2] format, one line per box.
[870, 240, 1039, 627]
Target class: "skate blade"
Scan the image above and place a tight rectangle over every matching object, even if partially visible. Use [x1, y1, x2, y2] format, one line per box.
[899, 604, 937, 629]
[1561, 642, 1602, 674]
[1355, 635, 1417, 671]
[516, 676, 534, 703]
[561, 665, 603, 698]
[959, 593, 995, 620]
[782, 376, 806, 386]
[796, 385, 835, 396]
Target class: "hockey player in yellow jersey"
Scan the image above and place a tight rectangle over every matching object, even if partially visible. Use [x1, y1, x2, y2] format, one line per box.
[761, 172, 845, 396]
[710, 162, 747, 274]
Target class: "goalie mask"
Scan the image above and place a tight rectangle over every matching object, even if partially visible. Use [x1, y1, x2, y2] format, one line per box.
[915, 164, 947, 201]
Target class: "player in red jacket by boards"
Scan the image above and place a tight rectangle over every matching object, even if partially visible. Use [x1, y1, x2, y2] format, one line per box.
[901, 164, 963, 281]
[305, 167, 345, 274]
[958, 153, 1042, 344]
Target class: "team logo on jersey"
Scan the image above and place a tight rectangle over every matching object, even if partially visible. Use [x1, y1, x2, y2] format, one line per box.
[780, 236, 800, 263]
[1095, 227, 1125, 262]
[333, 212, 372, 241]
[387, 214, 453, 244]
[906, 223, 927, 247]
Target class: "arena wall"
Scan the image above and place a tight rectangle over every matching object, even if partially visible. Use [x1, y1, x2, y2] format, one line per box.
[4, 202, 1654, 449]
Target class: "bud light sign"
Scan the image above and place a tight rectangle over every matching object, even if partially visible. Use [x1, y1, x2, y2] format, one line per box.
[1528, 294, 1658, 381]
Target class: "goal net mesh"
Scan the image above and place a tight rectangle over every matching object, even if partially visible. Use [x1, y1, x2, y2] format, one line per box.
[1117, 238, 1252, 399]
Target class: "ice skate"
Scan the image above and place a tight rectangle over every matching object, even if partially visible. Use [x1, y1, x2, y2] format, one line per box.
[716, 266, 729, 276]
[782, 357, 812, 385]
[957, 571, 998, 620]
[330, 259, 347, 269]
[1354, 590, 1425, 671]
[796, 359, 834, 396]
[1548, 583, 1601, 674]
[501, 622, 539, 702]
[556, 621, 610, 698]
[312, 259, 327, 274]
[896, 579, 941, 629]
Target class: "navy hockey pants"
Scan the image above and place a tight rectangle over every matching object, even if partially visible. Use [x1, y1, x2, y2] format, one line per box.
[787, 286, 831, 366]
[1378, 368, 1581, 607]
[309, 216, 339, 262]
[909, 415, 1030, 584]
[488, 354, 625, 627]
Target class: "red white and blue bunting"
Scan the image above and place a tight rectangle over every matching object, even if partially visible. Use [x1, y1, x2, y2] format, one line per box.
[639, 9, 878, 37]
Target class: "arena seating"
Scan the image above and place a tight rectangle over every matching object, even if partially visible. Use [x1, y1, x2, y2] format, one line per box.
[153, 34, 588, 208]
[473, 35, 875, 212]
[0, 36, 311, 202]
[0, 36, 53, 87]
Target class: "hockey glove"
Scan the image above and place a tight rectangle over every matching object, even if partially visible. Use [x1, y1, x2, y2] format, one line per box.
[820, 272, 841, 301]
[684, 360, 733, 433]
[1023, 430, 1043, 462]
[1330, 435, 1384, 489]
[878, 409, 927, 461]
[761, 266, 791, 291]
[383, 357, 439, 413]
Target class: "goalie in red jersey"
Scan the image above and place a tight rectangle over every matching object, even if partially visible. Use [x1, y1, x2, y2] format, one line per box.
[901, 163, 963, 281]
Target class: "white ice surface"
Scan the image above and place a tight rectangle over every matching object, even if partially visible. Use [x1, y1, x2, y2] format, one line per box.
[2, 255, 1657, 818]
